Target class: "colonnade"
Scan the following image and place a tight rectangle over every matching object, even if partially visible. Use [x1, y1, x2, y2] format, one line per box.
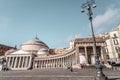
[6, 55, 32, 70]
[77, 45, 105, 65]
[34, 52, 76, 69]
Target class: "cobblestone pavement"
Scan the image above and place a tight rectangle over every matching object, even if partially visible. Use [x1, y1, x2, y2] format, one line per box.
[0, 68, 120, 80]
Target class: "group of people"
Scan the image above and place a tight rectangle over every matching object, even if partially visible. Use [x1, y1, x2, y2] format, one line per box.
[0, 58, 7, 71]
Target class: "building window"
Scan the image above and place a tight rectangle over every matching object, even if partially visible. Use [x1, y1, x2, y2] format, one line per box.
[115, 47, 120, 58]
[105, 48, 109, 53]
[104, 42, 107, 46]
[113, 39, 119, 45]
[115, 47, 120, 52]
[113, 34, 117, 38]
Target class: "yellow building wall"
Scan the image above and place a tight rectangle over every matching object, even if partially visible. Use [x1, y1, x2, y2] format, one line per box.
[117, 24, 120, 31]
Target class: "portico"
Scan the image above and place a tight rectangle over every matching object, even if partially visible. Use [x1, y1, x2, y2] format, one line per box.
[6, 50, 33, 70]
[72, 37, 106, 65]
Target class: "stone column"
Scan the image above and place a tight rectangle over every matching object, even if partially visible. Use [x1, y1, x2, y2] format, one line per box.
[62, 58, 64, 68]
[27, 56, 30, 67]
[15, 57, 18, 68]
[40, 61, 41, 68]
[7, 57, 11, 68]
[53, 59, 55, 68]
[55, 59, 56, 68]
[40, 61, 41, 69]
[23, 57, 26, 68]
[28, 56, 32, 69]
[42, 60, 44, 69]
[50, 60, 52, 68]
[44, 60, 46, 68]
[84, 46, 88, 64]
[52, 59, 53, 68]
[50, 60, 51, 68]
[49, 60, 51, 68]
[59, 58, 61, 68]
[71, 55, 73, 66]
[45, 60, 47, 68]
[55, 59, 57, 68]
[56, 59, 58, 68]
[43, 60, 45, 69]
[47, 60, 49, 68]
[40, 61, 42, 69]
[25, 56, 28, 67]
[49, 60, 50, 68]
[51, 60, 53, 68]
[58, 59, 60, 68]
[42, 60, 44, 68]
[76, 47, 80, 64]
[100, 47, 107, 64]
[42, 60, 43, 69]
[9, 57, 12, 67]
[18, 57, 21, 68]
[36, 60, 38, 68]
[58, 59, 59, 68]
[65, 57, 67, 67]
[38, 61, 40, 68]
[73, 53, 75, 64]
[61, 58, 62, 68]
[66, 56, 68, 67]
[37, 61, 39, 68]
[37, 61, 39, 69]
[48, 60, 49, 68]
[60, 58, 61, 68]
[11, 57, 14, 68]
[35, 61, 37, 68]
[52, 59, 54, 68]
[14, 57, 17, 68]
[64, 58, 65, 68]
[21, 57, 24, 68]
[17, 57, 20, 68]
[100, 47, 103, 60]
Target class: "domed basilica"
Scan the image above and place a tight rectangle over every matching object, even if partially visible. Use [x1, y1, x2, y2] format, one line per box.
[5, 37, 105, 70]
[5, 37, 78, 70]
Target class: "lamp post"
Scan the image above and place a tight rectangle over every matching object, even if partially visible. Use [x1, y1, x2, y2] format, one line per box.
[81, 0, 107, 80]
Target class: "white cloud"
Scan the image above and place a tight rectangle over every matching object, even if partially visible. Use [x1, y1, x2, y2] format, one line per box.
[92, 7, 120, 33]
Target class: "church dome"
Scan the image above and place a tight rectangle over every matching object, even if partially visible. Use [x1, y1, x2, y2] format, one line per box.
[21, 37, 49, 51]
[37, 48, 49, 56]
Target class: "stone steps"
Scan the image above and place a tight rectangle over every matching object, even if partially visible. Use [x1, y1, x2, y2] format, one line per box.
[0, 75, 94, 80]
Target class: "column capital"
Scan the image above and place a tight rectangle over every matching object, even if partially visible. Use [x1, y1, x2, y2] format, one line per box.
[84, 45, 88, 48]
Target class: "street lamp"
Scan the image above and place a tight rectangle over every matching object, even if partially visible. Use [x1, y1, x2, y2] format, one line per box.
[81, 0, 107, 80]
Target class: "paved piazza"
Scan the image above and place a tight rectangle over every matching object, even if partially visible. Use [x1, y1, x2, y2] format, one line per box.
[0, 68, 120, 80]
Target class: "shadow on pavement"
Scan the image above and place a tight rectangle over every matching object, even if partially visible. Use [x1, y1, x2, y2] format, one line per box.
[109, 78, 120, 80]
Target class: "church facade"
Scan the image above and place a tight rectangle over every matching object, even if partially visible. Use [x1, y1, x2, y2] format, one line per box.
[70, 37, 106, 65]
[5, 37, 80, 70]
[5, 37, 106, 70]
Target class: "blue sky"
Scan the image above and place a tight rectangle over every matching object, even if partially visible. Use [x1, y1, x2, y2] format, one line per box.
[0, 0, 120, 48]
